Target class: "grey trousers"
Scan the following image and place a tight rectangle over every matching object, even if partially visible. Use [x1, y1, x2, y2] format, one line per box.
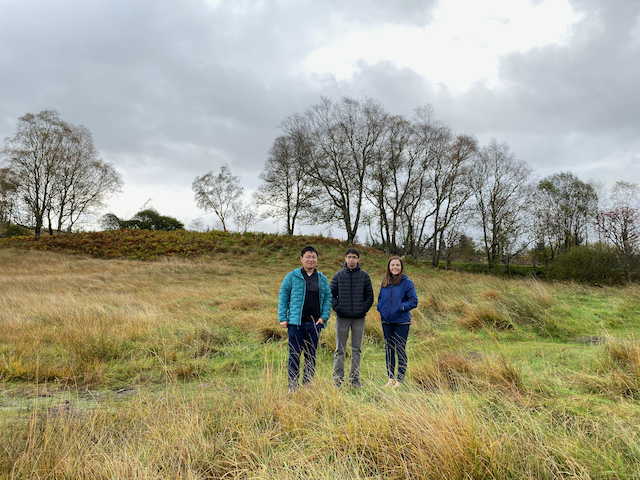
[333, 316, 366, 385]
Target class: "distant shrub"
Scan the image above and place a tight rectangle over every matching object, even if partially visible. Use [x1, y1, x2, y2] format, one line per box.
[548, 243, 637, 284]
[101, 208, 185, 231]
[505, 264, 546, 277]
[450, 262, 546, 278]
[3, 224, 31, 238]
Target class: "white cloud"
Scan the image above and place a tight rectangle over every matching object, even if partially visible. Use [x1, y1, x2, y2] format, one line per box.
[303, 0, 578, 91]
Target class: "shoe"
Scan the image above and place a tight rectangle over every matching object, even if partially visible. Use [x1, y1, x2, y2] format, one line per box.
[349, 380, 363, 388]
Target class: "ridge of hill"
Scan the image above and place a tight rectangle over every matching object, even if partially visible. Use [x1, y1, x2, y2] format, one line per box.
[0, 229, 385, 263]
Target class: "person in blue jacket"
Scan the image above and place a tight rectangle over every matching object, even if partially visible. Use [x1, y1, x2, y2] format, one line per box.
[377, 256, 418, 387]
[278, 246, 332, 392]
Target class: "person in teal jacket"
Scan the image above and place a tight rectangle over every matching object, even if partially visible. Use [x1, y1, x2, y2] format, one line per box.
[278, 246, 332, 391]
[377, 256, 418, 387]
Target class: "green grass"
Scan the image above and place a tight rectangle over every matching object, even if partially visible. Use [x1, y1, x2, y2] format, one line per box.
[1, 232, 640, 478]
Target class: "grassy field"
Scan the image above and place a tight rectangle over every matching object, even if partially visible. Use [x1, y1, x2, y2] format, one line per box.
[1, 233, 640, 479]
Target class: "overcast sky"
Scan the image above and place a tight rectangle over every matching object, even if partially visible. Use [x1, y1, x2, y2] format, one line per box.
[1, 0, 639, 235]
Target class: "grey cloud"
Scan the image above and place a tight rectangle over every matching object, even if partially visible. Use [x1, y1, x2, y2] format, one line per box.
[0, 0, 334, 186]
[331, 0, 437, 26]
[427, 1, 640, 186]
[1, 0, 638, 229]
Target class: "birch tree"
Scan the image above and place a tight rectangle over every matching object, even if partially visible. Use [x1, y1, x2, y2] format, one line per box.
[192, 164, 243, 232]
[468, 139, 534, 270]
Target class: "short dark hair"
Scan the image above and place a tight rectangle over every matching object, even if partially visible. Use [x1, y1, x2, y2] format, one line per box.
[301, 246, 318, 257]
[345, 247, 360, 258]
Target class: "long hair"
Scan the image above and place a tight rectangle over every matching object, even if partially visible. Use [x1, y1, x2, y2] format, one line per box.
[381, 256, 404, 288]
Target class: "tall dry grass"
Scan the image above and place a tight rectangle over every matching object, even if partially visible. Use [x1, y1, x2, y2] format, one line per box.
[2, 248, 640, 478]
[0, 250, 284, 386]
[3, 376, 639, 479]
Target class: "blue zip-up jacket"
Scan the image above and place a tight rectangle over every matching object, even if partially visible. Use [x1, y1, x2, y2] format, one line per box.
[278, 268, 332, 328]
[376, 275, 418, 324]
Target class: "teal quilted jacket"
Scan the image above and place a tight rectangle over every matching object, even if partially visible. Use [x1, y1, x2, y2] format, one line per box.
[278, 268, 332, 328]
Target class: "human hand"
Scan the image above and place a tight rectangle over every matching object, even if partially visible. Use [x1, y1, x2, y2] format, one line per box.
[279, 321, 288, 328]
[315, 318, 325, 326]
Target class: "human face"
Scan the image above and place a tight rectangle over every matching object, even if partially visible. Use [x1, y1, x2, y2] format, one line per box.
[345, 253, 359, 269]
[389, 259, 402, 276]
[300, 252, 318, 273]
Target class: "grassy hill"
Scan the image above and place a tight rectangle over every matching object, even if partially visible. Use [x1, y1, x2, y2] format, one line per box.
[1, 232, 640, 478]
[0, 229, 383, 262]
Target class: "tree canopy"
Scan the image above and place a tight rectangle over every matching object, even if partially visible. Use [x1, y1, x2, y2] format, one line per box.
[101, 208, 184, 231]
[0, 109, 123, 236]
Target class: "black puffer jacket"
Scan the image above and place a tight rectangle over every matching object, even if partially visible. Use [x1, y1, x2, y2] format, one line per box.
[330, 263, 374, 319]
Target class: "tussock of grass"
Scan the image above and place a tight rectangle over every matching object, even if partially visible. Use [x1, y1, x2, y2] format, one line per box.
[482, 289, 501, 300]
[458, 305, 513, 331]
[363, 318, 384, 344]
[604, 338, 640, 398]
[413, 351, 474, 390]
[498, 280, 559, 334]
[413, 352, 525, 395]
[424, 293, 447, 312]
[260, 324, 287, 342]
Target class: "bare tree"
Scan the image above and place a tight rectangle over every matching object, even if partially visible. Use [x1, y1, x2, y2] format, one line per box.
[253, 133, 315, 235]
[189, 217, 207, 232]
[467, 139, 534, 270]
[596, 181, 640, 260]
[192, 164, 243, 232]
[363, 106, 476, 260]
[233, 201, 260, 233]
[1, 110, 121, 236]
[427, 133, 478, 266]
[49, 125, 122, 233]
[400, 106, 468, 260]
[1, 110, 67, 236]
[295, 96, 388, 243]
[365, 114, 416, 253]
[0, 167, 19, 224]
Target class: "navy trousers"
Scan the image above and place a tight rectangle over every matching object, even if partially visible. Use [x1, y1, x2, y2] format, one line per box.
[287, 322, 321, 388]
[382, 323, 410, 382]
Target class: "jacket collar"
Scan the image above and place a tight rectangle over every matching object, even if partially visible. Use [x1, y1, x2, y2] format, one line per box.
[342, 262, 361, 272]
[294, 267, 319, 278]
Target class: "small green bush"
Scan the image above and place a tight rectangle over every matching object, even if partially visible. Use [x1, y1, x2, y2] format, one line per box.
[3, 224, 31, 238]
[449, 262, 546, 278]
[548, 243, 636, 284]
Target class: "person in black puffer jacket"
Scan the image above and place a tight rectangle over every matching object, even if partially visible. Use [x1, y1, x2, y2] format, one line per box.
[330, 247, 374, 387]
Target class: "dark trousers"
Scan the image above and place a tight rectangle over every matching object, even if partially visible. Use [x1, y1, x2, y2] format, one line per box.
[287, 322, 320, 388]
[382, 323, 410, 382]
